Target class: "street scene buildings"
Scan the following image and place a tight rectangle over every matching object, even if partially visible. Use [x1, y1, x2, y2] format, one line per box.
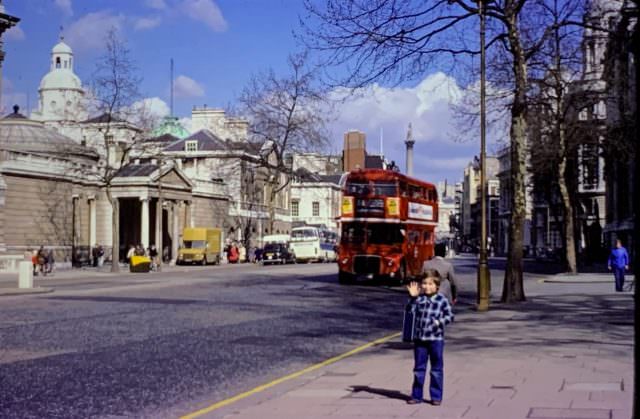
[0, 1, 636, 418]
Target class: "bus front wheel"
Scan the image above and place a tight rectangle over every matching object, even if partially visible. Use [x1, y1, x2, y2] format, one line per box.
[338, 271, 355, 284]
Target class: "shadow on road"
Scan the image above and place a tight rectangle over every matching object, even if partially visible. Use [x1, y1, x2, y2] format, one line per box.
[348, 385, 412, 401]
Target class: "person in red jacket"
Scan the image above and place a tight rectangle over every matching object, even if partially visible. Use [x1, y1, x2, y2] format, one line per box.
[228, 244, 239, 264]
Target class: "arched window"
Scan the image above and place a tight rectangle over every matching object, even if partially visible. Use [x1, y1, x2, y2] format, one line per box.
[56, 57, 61, 69]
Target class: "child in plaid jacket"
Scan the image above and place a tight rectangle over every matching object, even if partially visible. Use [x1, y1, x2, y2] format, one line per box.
[406, 269, 454, 405]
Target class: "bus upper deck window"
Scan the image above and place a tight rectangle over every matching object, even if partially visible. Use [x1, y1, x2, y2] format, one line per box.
[372, 182, 397, 196]
[347, 182, 370, 195]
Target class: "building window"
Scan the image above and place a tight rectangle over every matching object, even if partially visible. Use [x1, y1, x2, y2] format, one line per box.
[312, 201, 320, 217]
[291, 200, 299, 217]
[185, 140, 198, 152]
[55, 57, 61, 69]
[578, 108, 588, 121]
[580, 143, 599, 190]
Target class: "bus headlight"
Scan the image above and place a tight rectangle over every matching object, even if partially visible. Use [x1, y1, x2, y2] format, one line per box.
[341, 258, 349, 265]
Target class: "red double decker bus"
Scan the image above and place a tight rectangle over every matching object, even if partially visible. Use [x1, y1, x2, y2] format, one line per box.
[337, 169, 438, 284]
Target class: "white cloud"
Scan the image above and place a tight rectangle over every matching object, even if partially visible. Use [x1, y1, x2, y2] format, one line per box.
[327, 72, 509, 184]
[134, 16, 162, 31]
[173, 75, 205, 98]
[126, 97, 170, 128]
[1, 79, 29, 116]
[55, 0, 73, 16]
[65, 11, 125, 53]
[145, 0, 168, 9]
[5, 25, 25, 41]
[181, 0, 228, 31]
[179, 116, 193, 134]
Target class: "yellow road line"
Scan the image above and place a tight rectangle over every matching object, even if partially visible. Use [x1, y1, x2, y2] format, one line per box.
[180, 331, 402, 419]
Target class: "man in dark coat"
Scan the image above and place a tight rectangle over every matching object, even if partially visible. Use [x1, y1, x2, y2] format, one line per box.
[422, 243, 458, 304]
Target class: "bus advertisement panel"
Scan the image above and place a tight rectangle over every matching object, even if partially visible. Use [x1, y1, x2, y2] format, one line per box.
[337, 169, 438, 284]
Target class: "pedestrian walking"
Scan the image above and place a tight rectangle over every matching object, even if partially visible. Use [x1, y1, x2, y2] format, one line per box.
[608, 239, 630, 292]
[97, 245, 105, 267]
[406, 269, 454, 406]
[126, 244, 135, 265]
[148, 244, 159, 271]
[92, 246, 99, 267]
[228, 243, 239, 264]
[423, 243, 458, 304]
[46, 249, 55, 273]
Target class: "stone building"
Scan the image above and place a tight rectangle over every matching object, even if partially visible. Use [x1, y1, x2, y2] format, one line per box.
[602, 0, 636, 259]
[563, 0, 620, 263]
[0, 106, 99, 269]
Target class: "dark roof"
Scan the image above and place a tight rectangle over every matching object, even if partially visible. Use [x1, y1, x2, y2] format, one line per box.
[164, 129, 227, 152]
[294, 167, 321, 182]
[114, 162, 158, 177]
[145, 133, 180, 143]
[3, 105, 27, 120]
[320, 174, 342, 185]
[293, 168, 341, 185]
[83, 113, 127, 124]
[365, 154, 384, 169]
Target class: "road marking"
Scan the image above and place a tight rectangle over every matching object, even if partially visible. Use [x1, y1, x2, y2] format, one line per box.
[179, 331, 401, 419]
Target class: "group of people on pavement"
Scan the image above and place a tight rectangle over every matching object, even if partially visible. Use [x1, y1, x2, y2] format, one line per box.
[126, 244, 161, 271]
[223, 243, 265, 264]
[29, 246, 55, 276]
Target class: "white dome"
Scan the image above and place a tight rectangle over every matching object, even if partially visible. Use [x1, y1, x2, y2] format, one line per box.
[39, 70, 82, 91]
[52, 40, 73, 55]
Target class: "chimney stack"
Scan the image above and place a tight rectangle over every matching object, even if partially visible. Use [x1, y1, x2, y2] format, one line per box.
[405, 123, 415, 176]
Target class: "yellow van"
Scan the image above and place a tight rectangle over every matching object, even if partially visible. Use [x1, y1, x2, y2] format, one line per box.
[177, 227, 222, 265]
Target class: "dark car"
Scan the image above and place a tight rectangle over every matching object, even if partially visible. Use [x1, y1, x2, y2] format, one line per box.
[261, 243, 295, 265]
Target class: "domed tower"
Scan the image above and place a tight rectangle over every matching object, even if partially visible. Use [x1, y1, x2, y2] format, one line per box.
[31, 36, 86, 126]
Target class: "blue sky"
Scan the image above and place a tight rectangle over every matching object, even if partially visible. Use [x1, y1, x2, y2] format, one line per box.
[2, 0, 503, 186]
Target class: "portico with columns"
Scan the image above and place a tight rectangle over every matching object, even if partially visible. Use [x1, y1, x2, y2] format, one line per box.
[109, 160, 194, 263]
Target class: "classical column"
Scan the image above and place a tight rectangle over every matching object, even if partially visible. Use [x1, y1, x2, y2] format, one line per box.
[171, 202, 179, 264]
[88, 196, 96, 249]
[71, 194, 79, 266]
[140, 197, 149, 249]
[0, 173, 6, 252]
[184, 201, 192, 228]
[155, 198, 163, 270]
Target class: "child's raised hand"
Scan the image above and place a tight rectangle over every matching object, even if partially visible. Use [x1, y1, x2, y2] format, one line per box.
[406, 281, 420, 297]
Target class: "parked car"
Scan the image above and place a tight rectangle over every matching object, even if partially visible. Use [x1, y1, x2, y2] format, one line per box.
[261, 243, 295, 265]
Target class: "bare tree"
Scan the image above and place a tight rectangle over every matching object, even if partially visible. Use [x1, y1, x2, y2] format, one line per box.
[526, 0, 587, 274]
[302, 0, 591, 303]
[89, 28, 151, 272]
[238, 53, 330, 233]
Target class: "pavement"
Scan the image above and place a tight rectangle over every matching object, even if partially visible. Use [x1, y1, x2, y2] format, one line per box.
[0, 262, 635, 419]
[182, 270, 634, 419]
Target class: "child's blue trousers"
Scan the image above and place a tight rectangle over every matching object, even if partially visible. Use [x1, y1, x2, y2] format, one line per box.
[411, 340, 444, 402]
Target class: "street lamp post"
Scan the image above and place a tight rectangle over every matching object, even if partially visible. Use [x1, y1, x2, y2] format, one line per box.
[0, 1, 20, 111]
[477, 0, 491, 311]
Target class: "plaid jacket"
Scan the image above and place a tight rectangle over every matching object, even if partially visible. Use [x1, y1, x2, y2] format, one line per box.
[410, 293, 454, 341]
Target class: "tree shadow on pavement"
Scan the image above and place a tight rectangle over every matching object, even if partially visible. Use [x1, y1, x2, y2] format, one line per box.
[348, 385, 412, 401]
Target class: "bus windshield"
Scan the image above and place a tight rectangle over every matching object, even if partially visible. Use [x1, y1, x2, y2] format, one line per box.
[183, 240, 206, 249]
[291, 229, 318, 240]
[341, 223, 405, 246]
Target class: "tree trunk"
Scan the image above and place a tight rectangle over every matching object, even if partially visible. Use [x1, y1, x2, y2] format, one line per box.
[268, 184, 277, 234]
[106, 187, 120, 273]
[557, 124, 577, 273]
[502, 15, 527, 303]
